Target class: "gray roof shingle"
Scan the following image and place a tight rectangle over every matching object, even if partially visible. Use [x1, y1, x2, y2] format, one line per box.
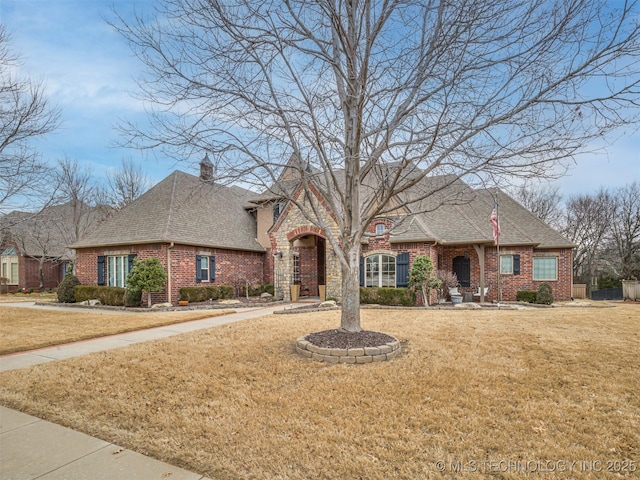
[71, 171, 264, 252]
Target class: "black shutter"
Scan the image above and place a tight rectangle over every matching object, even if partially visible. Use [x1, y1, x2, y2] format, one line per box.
[513, 254, 521, 275]
[359, 256, 365, 286]
[209, 256, 216, 282]
[396, 252, 410, 287]
[97, 256, 105, 286]
[127, 254, 137, 272]
[196, 255, 202, 283]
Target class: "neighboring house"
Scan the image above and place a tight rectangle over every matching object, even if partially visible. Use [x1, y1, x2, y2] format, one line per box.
[0, 200, 104, 292]
[71, 156, 576, 304]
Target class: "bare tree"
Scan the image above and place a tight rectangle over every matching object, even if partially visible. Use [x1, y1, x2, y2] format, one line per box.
[509, 180, 564, 229]
[114, 0, 640, 331]
[563, 189, 614, 285]
[0, 24, 60, 215]
[52, 157, 111, 259]
[609, 182, 640, 280]
[106, 157, 152, 209]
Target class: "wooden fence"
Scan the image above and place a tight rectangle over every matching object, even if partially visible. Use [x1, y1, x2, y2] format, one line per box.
[572, 284, 587, 299]
[622, 280, 640, 301]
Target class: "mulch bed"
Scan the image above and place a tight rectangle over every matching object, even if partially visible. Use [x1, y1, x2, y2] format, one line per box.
[305, 329, 396, 349]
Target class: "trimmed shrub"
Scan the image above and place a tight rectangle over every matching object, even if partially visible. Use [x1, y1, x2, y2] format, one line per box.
[241, 283, 275, 297]
[516, 290, 537, 303]
[74, 286, 126, 306]
[57, 274, 81, 303]
[359, 287, 416, 306]
[536, 282, 554, 305]
[179, 285, 234, 302]
[125, 289, 142, 307]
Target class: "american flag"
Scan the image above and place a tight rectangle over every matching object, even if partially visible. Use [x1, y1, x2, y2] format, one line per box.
[490, 204, 500, 244]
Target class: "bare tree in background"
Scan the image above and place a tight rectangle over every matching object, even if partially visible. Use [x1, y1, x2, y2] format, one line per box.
[114, 0, 640, 331]
[0, 24, 60, 215]
[563, 189, 614, 285]
[509, 181, 564, 229]
[52, 157, 111, 259]
[609, 182, 640, 280]
[106, 157, 152, 209]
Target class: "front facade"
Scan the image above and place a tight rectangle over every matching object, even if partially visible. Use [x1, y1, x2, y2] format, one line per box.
[71, 157, 575, 305]
[0, 244, 67, 293]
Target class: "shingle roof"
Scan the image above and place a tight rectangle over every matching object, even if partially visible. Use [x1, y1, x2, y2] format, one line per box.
[2, 202, 107, 260]
[397, 181, 574, 248]
[71, 171, 264, 252]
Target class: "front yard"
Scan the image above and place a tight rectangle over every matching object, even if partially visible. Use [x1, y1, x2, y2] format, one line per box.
[0, 304, 638, 479]
[0, 307, 233, 355]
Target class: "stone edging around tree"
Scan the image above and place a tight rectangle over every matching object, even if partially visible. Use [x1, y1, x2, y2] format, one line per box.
[295, 335, 401, 364]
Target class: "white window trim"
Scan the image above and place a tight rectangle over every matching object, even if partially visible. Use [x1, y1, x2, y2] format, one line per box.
[533, 256, 558, 281]
[500, 255, 514, 275]
[1, 256, 19, 285]
[107, 255, 130, 287]
[365, 253, 397, 288]
[375, 223, 385, 236]
[200, 256, 210, 283]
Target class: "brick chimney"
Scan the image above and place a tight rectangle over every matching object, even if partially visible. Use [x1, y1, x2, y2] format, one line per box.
[200, 153, 213, 181]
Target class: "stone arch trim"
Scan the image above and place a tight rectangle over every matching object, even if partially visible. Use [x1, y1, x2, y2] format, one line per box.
[286, 226, 327, 242]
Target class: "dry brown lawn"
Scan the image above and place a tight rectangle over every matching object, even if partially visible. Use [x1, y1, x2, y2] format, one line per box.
[0, 307, 233, 355]
[0, 304, 638, 479]
[0, 292, 56, 303]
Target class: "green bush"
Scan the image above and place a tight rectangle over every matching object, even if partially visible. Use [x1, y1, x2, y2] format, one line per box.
[241, 283, 275, 296]
[516, 290, 537, 303]
[179, 285, 235, 302]
[535, 282, 554, 305]
[74, 286, 126, 306]
[57, 274, 81, 303]
[359, 287, 416, 306]
[125, 289, 142, 307]
[126, 257, 167, 307]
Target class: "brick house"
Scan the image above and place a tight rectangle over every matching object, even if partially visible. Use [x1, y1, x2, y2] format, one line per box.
[71, 156, 575, 305]
[70, 159, 266, 305]
[0, 201, 99, 293]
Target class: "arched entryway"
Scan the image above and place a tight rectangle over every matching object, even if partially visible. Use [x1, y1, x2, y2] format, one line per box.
[291, 234, 326, 298]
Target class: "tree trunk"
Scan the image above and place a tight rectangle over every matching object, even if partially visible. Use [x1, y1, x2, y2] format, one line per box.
[147, 291, 152, 308]
[340, 247, 361, 332]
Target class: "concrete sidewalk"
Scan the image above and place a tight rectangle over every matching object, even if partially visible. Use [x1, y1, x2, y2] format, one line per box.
[0, 406, 211, 480]
[0, 302, 304, 479]
[0, 303, 295, 372]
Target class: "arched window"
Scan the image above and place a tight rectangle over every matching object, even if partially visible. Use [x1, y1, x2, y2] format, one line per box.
[365, 254, 396, 287]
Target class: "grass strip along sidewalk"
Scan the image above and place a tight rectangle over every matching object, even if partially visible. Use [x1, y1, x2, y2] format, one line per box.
[0, 307, 233, 355]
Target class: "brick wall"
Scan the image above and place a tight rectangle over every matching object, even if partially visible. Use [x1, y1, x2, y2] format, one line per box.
[75, 242, 265, 305]
[439, 245, 573, 302]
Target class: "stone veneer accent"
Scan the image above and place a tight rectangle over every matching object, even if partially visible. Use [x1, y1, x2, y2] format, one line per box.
[295, 335, 401, 364]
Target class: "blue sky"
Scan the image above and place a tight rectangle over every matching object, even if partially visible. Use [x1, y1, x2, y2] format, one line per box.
[1, 0, 639, 198]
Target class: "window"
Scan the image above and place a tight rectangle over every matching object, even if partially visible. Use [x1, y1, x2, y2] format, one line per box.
[196, 255, 215, 282]
[108, 256, 131, 287]
[1, 247, 19, 285]
[501, 254, 520, 275]
[199, 256, 209, 282]
[1, 257, 19, 284]
[365, 254, 396, 287]
[273, 203, 282, 224]
[375, 224, 385, 236]
[292, 252, 300, 284]
[500, 255, 513, 274]
[533, 257, 557, 281]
